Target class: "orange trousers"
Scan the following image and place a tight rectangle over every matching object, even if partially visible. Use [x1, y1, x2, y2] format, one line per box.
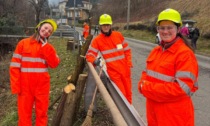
[17, 93, 49, 126]
[109, 70, 132, 104]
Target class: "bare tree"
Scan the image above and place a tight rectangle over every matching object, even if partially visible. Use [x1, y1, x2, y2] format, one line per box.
[28, 0, 49, 24]
[0, 0, 35, 26]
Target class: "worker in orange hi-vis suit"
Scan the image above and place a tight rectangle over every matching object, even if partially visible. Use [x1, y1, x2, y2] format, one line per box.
[83, 21, 89, 40]
[138, 8, 198, 126]
[86, 14, 133, 104]
[10, 19, 60, 126]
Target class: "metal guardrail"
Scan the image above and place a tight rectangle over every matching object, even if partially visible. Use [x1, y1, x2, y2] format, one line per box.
[101, 65, 146, 126]
[87, 62, 127, 126]
[87, 62, 146, 126]
[0, 26, 80, 43]
[0, 34, 79, 46]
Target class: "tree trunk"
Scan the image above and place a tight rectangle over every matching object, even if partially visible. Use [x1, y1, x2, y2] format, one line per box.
[51, 35, 93, 125]
[60, 74, 88, 126]
[51, 84, 76, 126]
[68, 35, 93, 85]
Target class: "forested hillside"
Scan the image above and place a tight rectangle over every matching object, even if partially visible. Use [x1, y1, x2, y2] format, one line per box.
[92, 0, 210, 37]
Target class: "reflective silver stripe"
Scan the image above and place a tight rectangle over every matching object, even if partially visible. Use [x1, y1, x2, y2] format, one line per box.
[88, 46, 99, 53]
[146, 69, 196, 96]
[86, 52, 97, 58]
[105, 55, 125, 63]
[194, 81, 198, 87]
[10, 62, 21, 67]
[175, 71, 198, 95]
[146, 70, 175, 82]
[22, 57, 46, 64]
[122, 41, 126, 44]
[123, 46, 130, 51]
[175, 71, 196, 82]
[101, 48, 123, 55]
[13, 53, 22, 59]
[21, 68, 48, 73]
[176, 78, 192, 96]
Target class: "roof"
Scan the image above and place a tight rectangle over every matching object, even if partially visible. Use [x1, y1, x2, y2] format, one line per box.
[66, 0, 83, 7]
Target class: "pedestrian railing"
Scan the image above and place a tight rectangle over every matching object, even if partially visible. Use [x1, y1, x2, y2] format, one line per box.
[0, 26, 80, 42]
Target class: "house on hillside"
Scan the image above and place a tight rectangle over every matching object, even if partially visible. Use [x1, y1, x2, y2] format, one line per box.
[50, 0, 68, 25]
[65, 0, 92, 26]
[57, 0, 68, 25]
[50, 0, 92, 26]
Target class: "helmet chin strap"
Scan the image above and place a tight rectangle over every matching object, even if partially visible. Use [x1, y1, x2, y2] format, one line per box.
[101, 29, 112, 36]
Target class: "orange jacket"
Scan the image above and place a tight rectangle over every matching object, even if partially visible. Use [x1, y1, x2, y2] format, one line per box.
[10, 37, 60, 94]
[138, 37, 198, 126]
[83, 24, 89, 39]
[86, 31, 132, 72]
[86, 31, 133, 103]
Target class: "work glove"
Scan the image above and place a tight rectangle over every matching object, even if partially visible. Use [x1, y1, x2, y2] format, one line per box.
[39, 37, 48, 47]
[93, 57, 102, 66]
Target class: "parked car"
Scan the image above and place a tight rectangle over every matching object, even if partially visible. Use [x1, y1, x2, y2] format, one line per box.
[58, 25, 73, 31]
[155, 33, 161, 45]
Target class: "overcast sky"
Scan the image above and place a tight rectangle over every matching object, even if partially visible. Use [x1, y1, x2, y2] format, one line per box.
[49, 0, 60, 5]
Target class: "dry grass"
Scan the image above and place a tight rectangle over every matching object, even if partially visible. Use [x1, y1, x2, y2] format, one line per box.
[168, 0, 210, 34]
[0, 53, 18, 125]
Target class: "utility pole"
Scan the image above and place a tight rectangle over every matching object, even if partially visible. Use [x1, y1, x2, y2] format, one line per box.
[126, 0, 130, 30]
[50, 7, 52, 18]
[73, 0, 76, 38]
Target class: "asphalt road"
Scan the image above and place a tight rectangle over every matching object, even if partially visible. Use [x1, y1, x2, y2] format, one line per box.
[126, 37, 210, 126]
[76, 27, 210, 125]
